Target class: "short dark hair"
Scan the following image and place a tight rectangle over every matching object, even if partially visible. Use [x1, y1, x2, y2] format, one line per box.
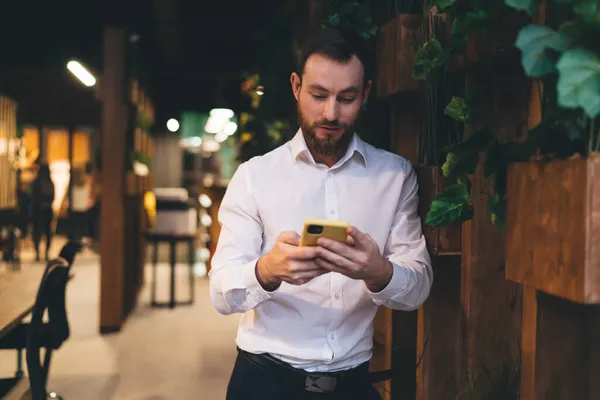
[296, 27, 372, 85]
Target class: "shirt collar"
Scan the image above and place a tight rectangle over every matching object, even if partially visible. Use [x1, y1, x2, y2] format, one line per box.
[289, 129, 367, 167]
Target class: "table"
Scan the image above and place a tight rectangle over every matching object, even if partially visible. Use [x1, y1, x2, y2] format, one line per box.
[145, 233, 196, 309]
[0, 268, 44, 340]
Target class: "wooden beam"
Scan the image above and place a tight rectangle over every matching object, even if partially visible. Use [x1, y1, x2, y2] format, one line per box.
[99, 27, 128, 333]
[459, 59, 529, 397]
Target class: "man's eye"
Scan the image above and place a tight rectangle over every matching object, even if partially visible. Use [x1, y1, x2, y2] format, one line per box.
[312, 94, 326, 100]
[339, 97, 356, 103]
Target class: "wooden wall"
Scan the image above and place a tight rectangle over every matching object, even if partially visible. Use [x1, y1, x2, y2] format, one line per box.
[99, 27, 154, 333]
[0, 96, 17, 210]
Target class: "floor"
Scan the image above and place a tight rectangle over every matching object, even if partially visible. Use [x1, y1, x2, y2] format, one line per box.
[0, 239, 241, 400]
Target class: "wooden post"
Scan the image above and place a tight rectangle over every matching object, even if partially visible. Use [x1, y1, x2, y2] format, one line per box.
[99, 27, 127, 333]
[458, 57, 529, 397]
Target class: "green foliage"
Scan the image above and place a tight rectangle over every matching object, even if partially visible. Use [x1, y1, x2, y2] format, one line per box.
[323, 0, 378, 39]
[515, 25, 570, 77]
[444, 96, 471, 122]
[417, 0, 600, 230]
[425, 182, 474, 227]
[556, 49, 600, 118]
[413, 39, 451, 80]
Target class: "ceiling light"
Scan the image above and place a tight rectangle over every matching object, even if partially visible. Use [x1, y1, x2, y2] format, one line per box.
[209, 108, 234, 119]
[215, 132, 228, 143]
[166, 118, 179, 132]
[202, 139, 220, 152]
[224, 121, 238, 136]
[199, 194, 212, 208]
[67, 60, 96, 87]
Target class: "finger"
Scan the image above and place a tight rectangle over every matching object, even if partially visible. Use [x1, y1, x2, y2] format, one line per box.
[346, 226, 369, 244]
[285, 269, 327, 285]
[289, 260, 321, 273]
[279, 231, 301, 245]
[285, 245, 318, 260]
[345, 236, 356, 247]
[316, 247, 354, 269]
[316, 237, 361, 263]
[315, 257, 346, 274]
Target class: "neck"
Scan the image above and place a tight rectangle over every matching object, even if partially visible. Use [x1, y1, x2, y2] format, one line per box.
[308, 145, 348, 168]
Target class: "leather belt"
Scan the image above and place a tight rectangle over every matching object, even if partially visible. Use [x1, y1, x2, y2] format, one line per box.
[238, 348, 370, 393]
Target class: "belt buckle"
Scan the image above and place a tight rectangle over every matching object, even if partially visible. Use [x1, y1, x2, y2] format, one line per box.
[304, 375, 337, 393]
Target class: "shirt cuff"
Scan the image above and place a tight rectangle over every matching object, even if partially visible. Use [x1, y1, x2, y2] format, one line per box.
[241, 257, 276, 305]
[365, 262, 408, 303]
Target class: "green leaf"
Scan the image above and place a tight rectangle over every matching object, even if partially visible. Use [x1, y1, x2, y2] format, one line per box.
[432, 0, 459, 10]
[442, 151, 480, 180]
[556, 49, 600, 118]
[328, 13, 340, 26]
[505, 0, 539, 15]
[515, 25, 570, 78]
[425, 183, 474, 228]
[412, 39, 450, 80]
[444, 97, 470, 122]
[442, 127, 496, 180]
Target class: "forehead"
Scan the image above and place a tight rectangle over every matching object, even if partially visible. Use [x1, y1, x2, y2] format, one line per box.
[302, 53, 364, 91]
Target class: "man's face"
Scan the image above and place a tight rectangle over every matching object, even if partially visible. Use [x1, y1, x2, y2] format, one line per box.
[291, 53, 371, 157]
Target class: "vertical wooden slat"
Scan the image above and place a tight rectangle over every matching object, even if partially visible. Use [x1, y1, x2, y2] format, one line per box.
[100, 27, 128, 333]
[0, 96, 18, 210]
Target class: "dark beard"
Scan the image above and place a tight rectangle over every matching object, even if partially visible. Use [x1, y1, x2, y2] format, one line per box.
[298, 106, 354, 157]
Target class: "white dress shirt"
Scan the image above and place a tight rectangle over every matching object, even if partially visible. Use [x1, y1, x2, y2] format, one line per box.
[209, 130, 432, 372]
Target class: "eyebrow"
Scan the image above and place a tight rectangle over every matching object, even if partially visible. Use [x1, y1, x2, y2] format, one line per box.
[308, 84, 361, 95]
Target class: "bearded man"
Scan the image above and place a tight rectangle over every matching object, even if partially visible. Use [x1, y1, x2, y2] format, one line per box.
[209, 26, 432, 400]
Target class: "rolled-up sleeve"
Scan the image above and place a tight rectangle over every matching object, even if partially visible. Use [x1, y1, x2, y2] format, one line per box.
[208, 162, 274, 315]
[366, 166, 433, 310]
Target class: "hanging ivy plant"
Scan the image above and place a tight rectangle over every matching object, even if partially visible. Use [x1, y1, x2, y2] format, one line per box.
[422, 0, 600, 229]
[322, 0, 379, 39]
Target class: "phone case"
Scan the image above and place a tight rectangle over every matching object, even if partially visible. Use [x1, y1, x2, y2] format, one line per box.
[299, 218, 350, 246]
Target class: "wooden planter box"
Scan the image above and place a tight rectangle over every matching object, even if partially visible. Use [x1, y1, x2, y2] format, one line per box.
[416, 165, 462, 256]
[376, 14, 423, 99]
[506, 154, 600, 304]
[446, 11, 527, 72]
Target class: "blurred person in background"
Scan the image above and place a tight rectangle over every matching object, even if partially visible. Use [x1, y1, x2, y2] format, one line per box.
[31, 164, 55, 261]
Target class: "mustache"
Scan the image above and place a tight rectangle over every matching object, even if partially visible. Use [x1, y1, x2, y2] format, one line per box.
[315, 121, 345, 128]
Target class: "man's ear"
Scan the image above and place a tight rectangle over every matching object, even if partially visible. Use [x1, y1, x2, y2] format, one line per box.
[362, 80, 372, 106]
[290, 72, 301, 101]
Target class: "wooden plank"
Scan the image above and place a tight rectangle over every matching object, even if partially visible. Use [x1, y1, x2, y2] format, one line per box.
[376, 14, 422, 99]
[370, 307, 392, 400]
[533, 292, 600, 399]
[99, 27, 127, 333]
[0, 269, 43, 340]
[458, 58, 528, 398]
[416, 165, 461, 255]
[389, 93, 422, 164]
[391, 310, 417, 399]
[416, 255, 462, 400]
[506, 154, 600, 304]
[520, 285, 537, 400]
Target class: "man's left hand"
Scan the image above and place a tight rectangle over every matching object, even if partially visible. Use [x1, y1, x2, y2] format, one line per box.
[315, 226, 393, 292]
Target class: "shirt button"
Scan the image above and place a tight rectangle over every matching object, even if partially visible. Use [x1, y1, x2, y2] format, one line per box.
[330, 333, 335, 340]
[329, 209, 335, 215]
[334, 293, 340, 300]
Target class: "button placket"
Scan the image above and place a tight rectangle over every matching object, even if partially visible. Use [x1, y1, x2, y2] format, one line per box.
[324, 171, 338, 220]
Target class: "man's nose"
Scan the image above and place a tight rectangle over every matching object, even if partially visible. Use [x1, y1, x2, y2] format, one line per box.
[323, 98, 339, 122]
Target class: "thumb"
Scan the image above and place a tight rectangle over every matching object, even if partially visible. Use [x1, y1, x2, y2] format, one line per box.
[347, 226, 368, 244]
[279, 231, 300, 246]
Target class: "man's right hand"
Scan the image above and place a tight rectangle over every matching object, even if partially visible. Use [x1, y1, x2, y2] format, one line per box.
[255, 231, 324, 291]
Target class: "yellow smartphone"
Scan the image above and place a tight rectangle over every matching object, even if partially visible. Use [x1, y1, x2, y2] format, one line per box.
[299, 218, 350, 246]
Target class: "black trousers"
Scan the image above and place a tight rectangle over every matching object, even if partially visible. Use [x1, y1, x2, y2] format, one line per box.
[226, 351, 382, 400]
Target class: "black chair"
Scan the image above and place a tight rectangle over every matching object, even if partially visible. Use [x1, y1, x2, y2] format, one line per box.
[0, 254, 73, 399]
